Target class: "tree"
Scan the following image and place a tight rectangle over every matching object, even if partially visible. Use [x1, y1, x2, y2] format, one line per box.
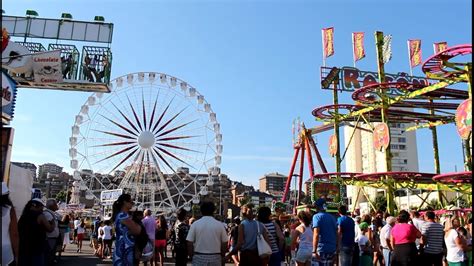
[191, 204, 201, 218]
[55, 189, 68, 203]
[374, 195, 387, 212]
[239, 195, 251, 207]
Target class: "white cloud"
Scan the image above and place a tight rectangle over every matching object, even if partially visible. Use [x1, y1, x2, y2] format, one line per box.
[13, 114, 32, 123]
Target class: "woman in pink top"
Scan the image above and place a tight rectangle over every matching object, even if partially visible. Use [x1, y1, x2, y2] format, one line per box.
[390, 210, 421, 266]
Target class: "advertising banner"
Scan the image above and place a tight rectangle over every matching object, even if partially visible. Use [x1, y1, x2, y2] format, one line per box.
[322, 27, 334, 58]
[433, 42, 448, 54]
[33, 50, 63, 83]
[353, 32, 365, 61]
[100, 189, 123, 204]
[2, 71, 17, 124]
[409, 39, 422, 67]
[382, 35, 392, 63]
[311, 180, 342, 208]
[329, 135, 338, 157]
[320, 66, 430, 93]
[373, 123, 390, 151]
[455, 99, 472, 140]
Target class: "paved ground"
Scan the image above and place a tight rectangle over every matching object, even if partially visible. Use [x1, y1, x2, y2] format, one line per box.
[57, 241, 177, 265]
[56, 241, 239, 266]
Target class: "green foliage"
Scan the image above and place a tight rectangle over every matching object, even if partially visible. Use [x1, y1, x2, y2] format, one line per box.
[239, 195, 251, 206]
[55, 190, 68, 203]
[191, 204, 201, 217]
[374, 195, 387, 212]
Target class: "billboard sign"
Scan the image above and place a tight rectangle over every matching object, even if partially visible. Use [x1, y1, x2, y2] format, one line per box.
[311, 179, 342, 208]
[2, 71, 17, 124]
[32, 50, 63, 83]
[100, 189, 123, 204]
[321, 66, 430, 94]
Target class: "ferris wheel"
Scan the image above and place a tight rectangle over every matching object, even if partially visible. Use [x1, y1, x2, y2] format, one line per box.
[69, 72, 222, 215]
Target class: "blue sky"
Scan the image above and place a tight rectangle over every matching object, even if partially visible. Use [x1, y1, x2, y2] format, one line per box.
[5, 0, 472, 188]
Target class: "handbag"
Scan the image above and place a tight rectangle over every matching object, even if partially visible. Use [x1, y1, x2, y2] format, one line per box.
[256, 221, 272, 258]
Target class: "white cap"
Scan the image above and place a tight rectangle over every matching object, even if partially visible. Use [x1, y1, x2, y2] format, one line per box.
[1, 182, 9, 195]
[386, 216, 396, 224]
[31, 198, 45, 206]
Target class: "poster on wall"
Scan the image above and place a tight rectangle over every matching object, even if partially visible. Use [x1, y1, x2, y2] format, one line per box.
[455, 99, 472, 140]
[329, 134, 338, 157]
[373, 123, 390, 151]
[311, 179, 342, 208]
[2, 71, 17, 124]
[1, 128, 14, 183]
[32, 50, 63, 83]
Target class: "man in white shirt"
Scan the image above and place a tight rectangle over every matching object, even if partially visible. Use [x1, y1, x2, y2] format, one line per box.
[43, 199, 61, 264]
[380, 216, 396, 266]
[410, 210, 425, 250]
[73, 216, 81, 243]
[353, 216, 362, 266]
[186, 202, 228, 266]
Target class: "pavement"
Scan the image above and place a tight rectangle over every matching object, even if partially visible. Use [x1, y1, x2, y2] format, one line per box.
[56, 240, 237, 266]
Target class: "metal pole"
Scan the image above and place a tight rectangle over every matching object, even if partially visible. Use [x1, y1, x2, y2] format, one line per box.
[294, 174, 298, 214]
[304, 133, 315, 178]
[282, 147, 301, 202]
[429, 98, 444, 205]
[322, 29, 326, 67]
[308, 136, 328, 174]
[375, 31, 395, 214]
[333, 80, 341, 174]
[352, 33, 357, 68]
[407, 188, 411, 210]
[298, 141, 305, 206]
[407, 41, 413, 76]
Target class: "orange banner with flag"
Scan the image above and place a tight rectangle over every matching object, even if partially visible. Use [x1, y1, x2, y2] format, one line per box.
[322, 27, 334, 58]
[353, 32, 365, 61]
[409, 39, 422, 67]
[433, 42, 448, 54]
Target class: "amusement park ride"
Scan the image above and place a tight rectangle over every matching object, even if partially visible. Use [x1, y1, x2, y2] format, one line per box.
[282, 31, 472, 215]
[2, 10, 114, 185]
[2, 11, 223, 216]
[2, 10, 471, 217]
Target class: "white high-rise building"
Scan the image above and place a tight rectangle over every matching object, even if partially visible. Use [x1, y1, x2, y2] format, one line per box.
[343, 122, 419, 212]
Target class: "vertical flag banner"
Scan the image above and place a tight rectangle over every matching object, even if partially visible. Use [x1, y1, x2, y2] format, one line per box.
[382, 34, 392, 63]
[409, 39, 422, 67]
[433, 42, 448, 54]
[322, 27, 335, 58]
[353, 32, 366, 61]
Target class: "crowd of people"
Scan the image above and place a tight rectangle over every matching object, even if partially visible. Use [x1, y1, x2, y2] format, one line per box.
[1, 184, 472, 266]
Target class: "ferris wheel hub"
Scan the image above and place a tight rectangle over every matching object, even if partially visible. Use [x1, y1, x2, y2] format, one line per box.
[138, 130, 155, 149]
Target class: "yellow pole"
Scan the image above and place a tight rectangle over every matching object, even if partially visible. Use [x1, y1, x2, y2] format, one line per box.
[375, 31, 395, 214]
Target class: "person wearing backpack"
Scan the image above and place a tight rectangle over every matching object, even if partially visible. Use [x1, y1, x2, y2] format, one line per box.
[173, 208, 190, 266]
[132, 210, 154, 264]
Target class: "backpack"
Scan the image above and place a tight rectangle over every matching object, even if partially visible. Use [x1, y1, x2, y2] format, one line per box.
[134, 223, 153, 261]
[174, 222, 190, 250]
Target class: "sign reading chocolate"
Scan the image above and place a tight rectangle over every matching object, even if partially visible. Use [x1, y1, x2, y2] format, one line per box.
[32, 50, 63, 83]
[321, 66, 430, 94]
